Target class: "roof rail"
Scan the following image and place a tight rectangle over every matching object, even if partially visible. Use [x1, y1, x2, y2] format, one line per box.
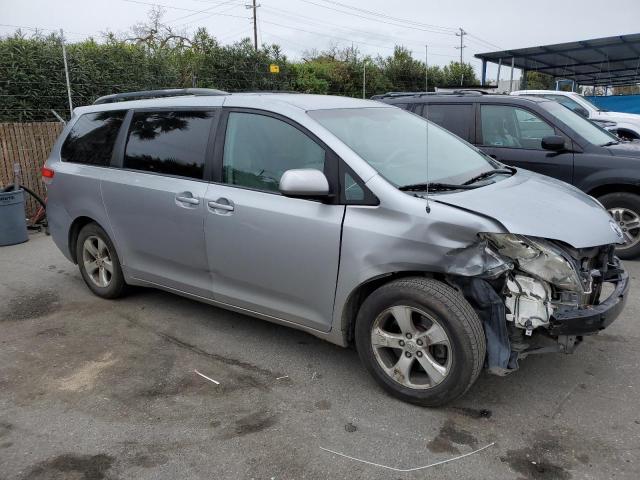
[241, 90, 301, 94]
[371, 90, 489, 100]
[450, 89, 488, 95]
[370, 92, 435, 100]
[93, 88, 229, 105]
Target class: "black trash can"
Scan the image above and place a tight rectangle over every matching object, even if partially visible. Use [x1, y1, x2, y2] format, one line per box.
[0, 188, 29, 246]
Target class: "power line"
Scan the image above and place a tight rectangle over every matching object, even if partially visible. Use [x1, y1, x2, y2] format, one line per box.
[174, 4, 246, 28]
[164, 0, 243, 24]
[261, 5, 454, 50]
[296, 0, 457, 36]
[311, 0, 457, 34]
[466, 33, 502, 51]
[260, 17, 459, 58]
[260, 18, 394, 51]
[310, 0, 503, 54]
[121, 1, 247, 24]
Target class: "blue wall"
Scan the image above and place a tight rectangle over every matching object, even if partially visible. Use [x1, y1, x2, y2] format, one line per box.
[584, 95, 640, 114]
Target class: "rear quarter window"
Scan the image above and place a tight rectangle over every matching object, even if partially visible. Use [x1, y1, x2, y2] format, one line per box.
[61, 111, 126, 166]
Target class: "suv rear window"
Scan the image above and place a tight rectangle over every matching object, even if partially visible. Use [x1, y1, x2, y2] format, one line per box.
[419, 104, 473, 141]
[61, 111, 126, 166]
[123, 110, 216, 180]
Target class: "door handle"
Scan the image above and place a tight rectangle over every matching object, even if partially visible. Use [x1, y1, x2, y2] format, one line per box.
[208, 200, 234, 212]
[176, 195, 200, 205]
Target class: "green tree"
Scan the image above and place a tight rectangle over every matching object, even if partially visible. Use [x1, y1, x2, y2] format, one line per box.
[0, 9, 484, 122]
[441, 62, 478, 87]
[525, 71, 554, 90]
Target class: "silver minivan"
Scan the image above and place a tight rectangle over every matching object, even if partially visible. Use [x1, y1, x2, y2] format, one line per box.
[44, 89, 629, 406]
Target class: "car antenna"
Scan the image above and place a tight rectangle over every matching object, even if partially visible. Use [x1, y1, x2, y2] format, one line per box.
[425, 44, 431, 214]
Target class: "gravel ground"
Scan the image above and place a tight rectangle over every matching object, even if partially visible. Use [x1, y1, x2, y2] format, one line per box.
[1, 232, 639, 479]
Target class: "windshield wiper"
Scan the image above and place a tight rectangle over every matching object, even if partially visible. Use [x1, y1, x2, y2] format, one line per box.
[399, 182, 480, 192]
[601, 140, 619, 147]
[463, 168, 513, 185]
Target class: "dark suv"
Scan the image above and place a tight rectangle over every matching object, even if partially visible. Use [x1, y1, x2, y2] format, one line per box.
[376, 92, 640, 258]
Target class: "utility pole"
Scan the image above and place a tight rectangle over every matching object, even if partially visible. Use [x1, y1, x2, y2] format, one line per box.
[455, 27, 466, 86]
[246, 0, 260, 51]
[60, 29, 73, 117]
[509, 56, 515, 92]
[362, 61, 366, 99]
[425, 45, 428, 92]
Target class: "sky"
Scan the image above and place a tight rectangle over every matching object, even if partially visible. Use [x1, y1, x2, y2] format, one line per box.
[2, 0, 640, 81]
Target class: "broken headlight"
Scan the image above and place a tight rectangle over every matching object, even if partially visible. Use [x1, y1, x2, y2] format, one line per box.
[482, 233, 583, 292]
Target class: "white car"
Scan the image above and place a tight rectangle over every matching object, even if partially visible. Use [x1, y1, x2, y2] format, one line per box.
[511, 90, 640, 141]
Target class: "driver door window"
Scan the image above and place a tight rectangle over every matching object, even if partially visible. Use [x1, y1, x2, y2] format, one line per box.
[480, 105, 555, 150]
[222, 112, 325, 192]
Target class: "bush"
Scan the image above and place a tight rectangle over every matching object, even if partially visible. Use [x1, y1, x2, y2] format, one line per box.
[0, 28, 478, 122]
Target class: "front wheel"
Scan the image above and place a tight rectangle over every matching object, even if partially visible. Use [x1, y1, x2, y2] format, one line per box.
[599, 192, 640, 259]
[354, 277, 485, 407]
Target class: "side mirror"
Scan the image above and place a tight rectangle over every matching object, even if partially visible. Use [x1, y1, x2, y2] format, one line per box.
[541, 135, 566, 152]
[279, 169, 330, 198]
[574, 106, 589, 118]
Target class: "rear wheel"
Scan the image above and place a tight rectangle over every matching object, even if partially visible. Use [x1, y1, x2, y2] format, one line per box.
[354, 277, 485, 407]
[76, 223, 127, 299]
[599, 192, 640, 259]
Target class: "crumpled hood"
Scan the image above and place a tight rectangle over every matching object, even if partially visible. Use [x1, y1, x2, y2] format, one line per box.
[434, 170, 623, 248]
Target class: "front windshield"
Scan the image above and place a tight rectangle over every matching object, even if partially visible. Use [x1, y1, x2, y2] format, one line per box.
[309, 107, 497, 187]
[545, 101, 618, 146]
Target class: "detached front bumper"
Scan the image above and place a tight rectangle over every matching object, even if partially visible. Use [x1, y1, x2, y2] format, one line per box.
[548, 270, 630, 336]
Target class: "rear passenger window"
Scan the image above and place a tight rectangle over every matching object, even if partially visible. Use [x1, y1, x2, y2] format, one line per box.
[421, 104, 473, 142]
[61, 111, 126, 166]
[123, 110, 215, 179]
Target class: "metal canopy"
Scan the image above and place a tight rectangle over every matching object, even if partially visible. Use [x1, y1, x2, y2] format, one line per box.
[476, 34, 640, 87]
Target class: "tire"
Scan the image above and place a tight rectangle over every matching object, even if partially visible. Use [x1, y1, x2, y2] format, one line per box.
[599, 192, 640, 260]
[76, 222, 127, 299]
[354, 277, 485, 407]
[615, 130, 639, 142]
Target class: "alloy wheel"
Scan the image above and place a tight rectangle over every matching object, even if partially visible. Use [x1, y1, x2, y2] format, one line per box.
[371, 305, 452, 389]
[609, 207, 640, 250]
[82, 235, 113, 288]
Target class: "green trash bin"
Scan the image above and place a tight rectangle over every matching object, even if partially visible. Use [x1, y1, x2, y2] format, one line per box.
[0, 188, 29, 246]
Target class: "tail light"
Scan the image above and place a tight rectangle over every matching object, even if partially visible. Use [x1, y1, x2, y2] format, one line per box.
[41, 166, 55, 179]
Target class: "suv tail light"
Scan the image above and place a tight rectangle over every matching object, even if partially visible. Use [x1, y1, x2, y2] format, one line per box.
[41, 166, 55, 179]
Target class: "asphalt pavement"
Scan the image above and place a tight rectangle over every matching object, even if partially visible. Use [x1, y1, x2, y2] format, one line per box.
[1, 232, 639, 479]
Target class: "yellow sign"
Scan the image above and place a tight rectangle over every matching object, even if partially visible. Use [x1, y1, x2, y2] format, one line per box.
[269, 64, 280, 74]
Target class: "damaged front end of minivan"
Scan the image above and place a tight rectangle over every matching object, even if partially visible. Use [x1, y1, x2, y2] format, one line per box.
[446, 233, 629, 376]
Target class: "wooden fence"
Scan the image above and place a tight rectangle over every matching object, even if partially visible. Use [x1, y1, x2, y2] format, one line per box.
[0, 122, 63, 216]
